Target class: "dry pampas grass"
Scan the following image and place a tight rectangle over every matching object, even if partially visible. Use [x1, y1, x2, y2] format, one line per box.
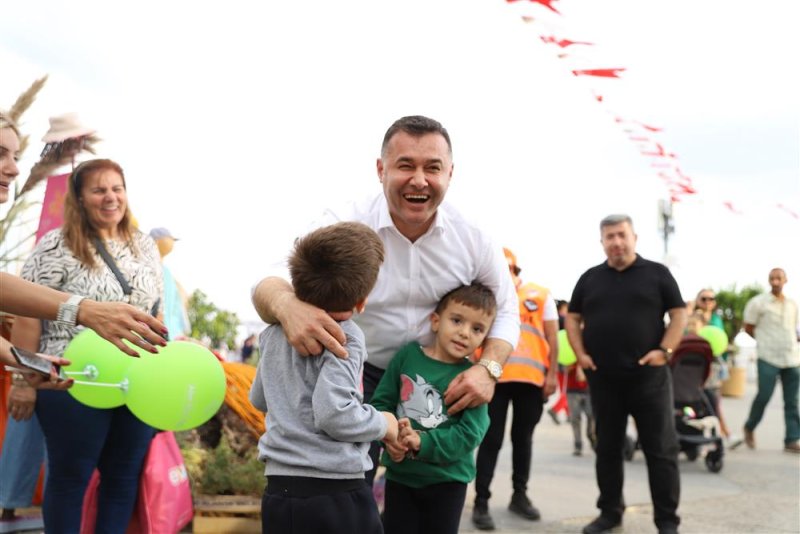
[18, 133, 101, 196]
[8, 75, 49, 158]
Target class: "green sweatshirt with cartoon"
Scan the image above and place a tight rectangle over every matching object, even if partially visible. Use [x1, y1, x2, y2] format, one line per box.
[370, 342, 490, 488]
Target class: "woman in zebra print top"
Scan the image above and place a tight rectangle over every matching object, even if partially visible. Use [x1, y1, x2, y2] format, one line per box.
[11, 158, 165, 533]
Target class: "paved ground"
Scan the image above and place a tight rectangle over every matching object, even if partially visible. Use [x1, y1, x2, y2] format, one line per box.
[458, 371, 800, 533]
[6, 365, 798, 533]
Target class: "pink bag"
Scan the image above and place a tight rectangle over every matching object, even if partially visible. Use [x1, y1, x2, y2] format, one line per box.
[81, 431, 194, 534]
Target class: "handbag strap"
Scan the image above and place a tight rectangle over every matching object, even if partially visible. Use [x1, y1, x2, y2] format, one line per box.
[94, 237, 132, 296]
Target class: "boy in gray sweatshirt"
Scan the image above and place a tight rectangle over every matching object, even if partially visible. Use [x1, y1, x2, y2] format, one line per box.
[250, 221, 399, 534]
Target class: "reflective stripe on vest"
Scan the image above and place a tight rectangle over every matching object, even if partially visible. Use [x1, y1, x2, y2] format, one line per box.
[521, 323, 545, 340]
[505, 356, 548, 372]
[500, 282, 551, 386]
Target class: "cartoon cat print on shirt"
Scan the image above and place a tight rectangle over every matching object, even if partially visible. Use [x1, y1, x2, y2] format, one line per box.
[398, 374, 448, 429]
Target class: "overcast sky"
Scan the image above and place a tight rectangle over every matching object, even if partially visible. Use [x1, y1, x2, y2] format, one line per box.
[2, 0, 798, 326]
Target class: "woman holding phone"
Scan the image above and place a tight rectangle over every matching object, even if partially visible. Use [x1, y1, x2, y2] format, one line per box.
[1, 112, 169, 525]
[10, 156, 164, 533]
[1, 111, 168, 366]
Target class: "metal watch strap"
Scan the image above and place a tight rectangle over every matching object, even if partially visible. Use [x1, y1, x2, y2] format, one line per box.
[56, 294, 85, 327]
[478, 359, 502, 381]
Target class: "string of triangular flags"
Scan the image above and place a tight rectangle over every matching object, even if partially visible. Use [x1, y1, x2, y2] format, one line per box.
[504, 0, 798, 220]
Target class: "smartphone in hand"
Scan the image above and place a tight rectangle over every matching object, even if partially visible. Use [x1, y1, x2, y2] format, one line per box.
[10, 346, 67, 381]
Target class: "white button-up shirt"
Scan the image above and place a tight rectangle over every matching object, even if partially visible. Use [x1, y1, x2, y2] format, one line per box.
[266, 194, 520, 370]
[743, 292, 800, 368]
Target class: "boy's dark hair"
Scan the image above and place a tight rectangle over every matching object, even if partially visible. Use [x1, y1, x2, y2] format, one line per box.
[435, 282, 497, 317]
[289, 222, 384, 312]
[381, 115, 452, 158]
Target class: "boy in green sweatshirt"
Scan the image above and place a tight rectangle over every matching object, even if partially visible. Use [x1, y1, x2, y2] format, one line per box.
[370, 282, 496, 534]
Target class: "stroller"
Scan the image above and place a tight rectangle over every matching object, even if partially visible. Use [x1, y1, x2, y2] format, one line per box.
[669, 334, 725, 472]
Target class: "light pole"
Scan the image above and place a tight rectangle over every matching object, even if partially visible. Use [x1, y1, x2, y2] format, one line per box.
[658, 199, 675, 257]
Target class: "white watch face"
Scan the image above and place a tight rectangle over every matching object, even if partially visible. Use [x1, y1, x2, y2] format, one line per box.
[482, 360, 502, 378]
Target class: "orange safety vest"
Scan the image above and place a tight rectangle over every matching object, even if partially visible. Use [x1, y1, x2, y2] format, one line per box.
[500, 282, 551, 386]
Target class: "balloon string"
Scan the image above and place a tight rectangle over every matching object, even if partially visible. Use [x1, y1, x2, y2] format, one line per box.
[71, 380, 125, 389]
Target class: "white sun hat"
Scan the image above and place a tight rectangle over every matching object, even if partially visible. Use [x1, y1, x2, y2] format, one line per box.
[41, 113, 96, 143]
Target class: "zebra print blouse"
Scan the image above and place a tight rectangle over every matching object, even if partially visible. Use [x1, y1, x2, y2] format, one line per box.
[20, 228, 164, 356]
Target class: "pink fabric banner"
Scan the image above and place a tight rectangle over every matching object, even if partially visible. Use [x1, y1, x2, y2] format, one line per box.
[35, 173, 69, 243]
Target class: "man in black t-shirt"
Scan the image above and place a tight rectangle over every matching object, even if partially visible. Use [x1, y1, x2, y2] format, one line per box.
[565, 214, 687, 534]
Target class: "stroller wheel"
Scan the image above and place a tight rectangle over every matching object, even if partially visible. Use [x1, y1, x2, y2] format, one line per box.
[684, 446, 699, 462]
[705, 451, 724, 473]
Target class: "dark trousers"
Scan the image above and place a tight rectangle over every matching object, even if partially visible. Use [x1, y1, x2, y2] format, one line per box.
[474, 382, 544, 501]
[262, 476, 382, 534]
[383, 479, 466, 534]
[745, 359, 800, 443]
[587, 366, 681, 529]
[363, 362, 386, 485]
[36, 389, 155, 534]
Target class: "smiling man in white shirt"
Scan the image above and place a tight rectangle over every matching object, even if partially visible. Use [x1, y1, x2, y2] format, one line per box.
[251, 115, 519, 482]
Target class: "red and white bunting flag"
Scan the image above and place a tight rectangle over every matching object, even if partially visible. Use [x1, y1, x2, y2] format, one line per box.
[641, 143, 677, 158]
[572, 68, 626, 78]
[540, 35, 594, 48]
[507, 0, 561, 15]
[723, 201, 744, 215]
[776, 203, 800, 219]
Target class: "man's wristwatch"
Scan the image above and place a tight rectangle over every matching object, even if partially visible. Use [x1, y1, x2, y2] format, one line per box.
[56, 295, 85, 327]
[659, 346, 674, 362]
[477, 359, 503, 381]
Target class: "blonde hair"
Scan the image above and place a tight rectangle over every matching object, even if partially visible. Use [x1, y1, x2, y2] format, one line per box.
[62, 159, 137, 268]
[0, 110, 20, 137]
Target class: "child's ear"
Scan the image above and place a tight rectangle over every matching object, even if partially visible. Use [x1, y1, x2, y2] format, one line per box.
[354, 299, 367, 313]
[430, 312, 440, 333]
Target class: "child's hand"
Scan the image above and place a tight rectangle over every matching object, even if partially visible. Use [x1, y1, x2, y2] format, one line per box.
[384, 439, 407, 463]
[382, 412, 399, 443]
[397, 417, 412, 433]
[399, 420, 421, 453]
[382, 414, 407, 462]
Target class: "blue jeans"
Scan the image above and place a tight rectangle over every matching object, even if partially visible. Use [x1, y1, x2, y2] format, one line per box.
[745, 359, 800, 444]
[36, 390, 155, 534]
[0, 415, 46, 508]
[586, 365, 681, 530]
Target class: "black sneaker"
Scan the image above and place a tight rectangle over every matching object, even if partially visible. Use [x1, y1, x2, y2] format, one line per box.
[508, 492, 540, 520]
[472, 500, 495, 531]
[658, 525, 679, 534]
[582, 515, 622, 534]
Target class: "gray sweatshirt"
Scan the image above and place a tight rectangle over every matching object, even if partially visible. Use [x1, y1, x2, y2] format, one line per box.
[249, 319, 387, 479]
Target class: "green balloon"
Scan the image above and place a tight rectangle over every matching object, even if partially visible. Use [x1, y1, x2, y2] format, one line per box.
[557, 329, 577, 366]
[63, 329, 143, 408]
[698, 325, 728, 357]
[125, 341, 226, 431]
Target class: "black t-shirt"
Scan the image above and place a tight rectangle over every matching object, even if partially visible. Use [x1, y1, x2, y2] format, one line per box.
[568, 255, 684, 370]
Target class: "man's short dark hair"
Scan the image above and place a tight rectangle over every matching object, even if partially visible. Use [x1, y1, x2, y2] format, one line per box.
[290, 222, 384, 312]
[435, 282, 497, 317]
[381, 115, 452, 158]
[600, 214, 634, 231]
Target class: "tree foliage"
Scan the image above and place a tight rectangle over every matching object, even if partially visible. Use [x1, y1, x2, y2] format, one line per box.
[714, 284, 764, 341]
[187, 290, 240, 349]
